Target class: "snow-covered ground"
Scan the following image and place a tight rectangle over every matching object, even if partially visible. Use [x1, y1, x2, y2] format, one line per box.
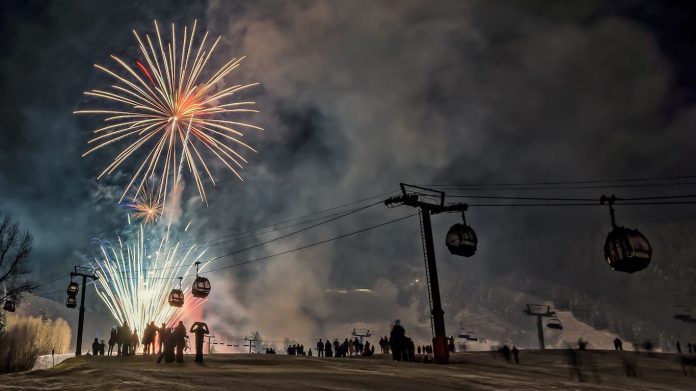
[3, 350, 695, 390]
[31, 353, 75, 371]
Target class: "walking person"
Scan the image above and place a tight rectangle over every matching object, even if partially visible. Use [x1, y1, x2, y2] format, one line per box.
[189, 322, 209, 363]
[512, 345, 519, 364]
[108, 326, 117, 356]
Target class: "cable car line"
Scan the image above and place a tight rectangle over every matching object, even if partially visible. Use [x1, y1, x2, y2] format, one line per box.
[107, 199, 387, 275]
[175, 190, 398, 249]
[200, 213, 418, 274]
[417, 174, 696, 188]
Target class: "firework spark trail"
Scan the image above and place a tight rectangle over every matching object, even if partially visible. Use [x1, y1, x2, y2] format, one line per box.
[76, 20, 262, 205]
[91, 225, 211, 330]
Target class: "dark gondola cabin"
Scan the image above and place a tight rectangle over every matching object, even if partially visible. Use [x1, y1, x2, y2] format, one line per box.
[3, 299, 16, 312]
[603, 226, 651, 273]
[66, 295, 77, 308]
[168, 289, 184, 307]
[192, 276, 211, 298]
[445, 223, 478, 257]
[67, 281, 79, 296]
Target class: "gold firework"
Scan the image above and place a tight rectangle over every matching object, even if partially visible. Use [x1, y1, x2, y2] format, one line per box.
[76, 20, 262, 204]
[124, 183, 163, 224]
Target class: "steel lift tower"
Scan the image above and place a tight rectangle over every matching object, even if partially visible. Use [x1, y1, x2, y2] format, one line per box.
[69, 266, 99, 356]
[385, 183, 468, 364]
[524, 304, 555, 350]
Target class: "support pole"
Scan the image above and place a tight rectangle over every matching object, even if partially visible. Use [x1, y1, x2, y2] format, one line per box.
[420, 208, 449, 364]
[75, 274, 87, 356]
[536, 315, 545, 350]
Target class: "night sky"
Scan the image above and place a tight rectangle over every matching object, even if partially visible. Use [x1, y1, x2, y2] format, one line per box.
[2, 0, 696, 346]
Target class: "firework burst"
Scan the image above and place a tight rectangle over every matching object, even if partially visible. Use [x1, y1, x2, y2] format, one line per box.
[123, 182, 163, 224]
[76, 20, 262, 205]
[91, 225, 210, 331]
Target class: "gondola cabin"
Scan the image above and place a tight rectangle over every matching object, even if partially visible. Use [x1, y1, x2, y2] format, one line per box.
[445, 223, 478, 257]
[603, 226, 651, 273]
[67, 281, 79, 296]
[3, 299, 16, 312]
[66, 295, 77, 309]
[192, 276, 211, 298]
[168, 289, 184, 307]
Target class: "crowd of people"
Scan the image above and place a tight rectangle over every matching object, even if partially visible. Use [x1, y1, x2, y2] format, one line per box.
[95, 320, 209, 363]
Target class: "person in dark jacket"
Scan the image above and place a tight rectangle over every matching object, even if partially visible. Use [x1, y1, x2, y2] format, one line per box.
[118, 322, 132, 356]
[157, 323, 167, 354]
[173, 321, 187, 362]
[316, 339, 324, 357]
[324, 339, 333, 357]
[92, 338, 100, 356]
[189, 322, 209, 363]
[108, 326, 117, 356]
[389, 319, 406, 361]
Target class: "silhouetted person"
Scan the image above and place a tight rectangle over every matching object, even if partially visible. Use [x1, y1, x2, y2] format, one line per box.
[622, 352, 637, 378]
[642, 340, 654, 357]
[130, 329, 140, 355]
[512, 345, 519, 364]
[118, 322, 132, 356]
[566, 346, 584, 382]
[92, 338, 100, 356]
[613, 338, 623, 351]
[677, 341, 682, 354]
[500, 345, 511, 363]
[389, 319, 406, 361]
[163, 328, 176, 363]
[189, 322, 209, 363]
[157, 323, 167, 354]
[317, 339, 324, 357]
[173, 321, 187, 362]
[417, 345, 422, 355]
[448, 336, 455, 353]
[99, 340, 106, 355]
[577, 337, 587, 350]
[108, 326, 117, 356]
[143, 321, 156, 355]
[325, 339, 333, 358]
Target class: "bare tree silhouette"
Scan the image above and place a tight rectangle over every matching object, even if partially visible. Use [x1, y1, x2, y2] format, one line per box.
[0, 212, 35, 304]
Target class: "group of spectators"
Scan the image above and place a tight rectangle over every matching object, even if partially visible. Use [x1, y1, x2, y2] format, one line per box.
[98, 320, 209, 363]
[314, 337, 376, 358]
